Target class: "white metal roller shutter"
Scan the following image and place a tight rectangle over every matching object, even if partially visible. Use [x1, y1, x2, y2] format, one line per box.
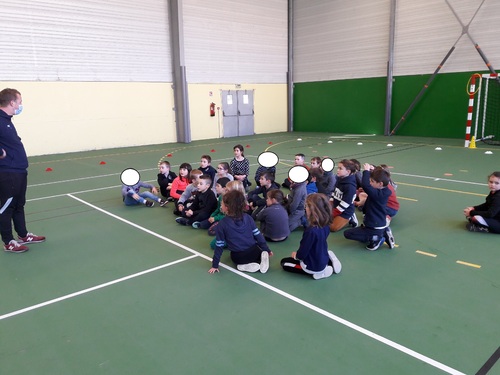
[293, 0, 500, 83]
[394, 0, 500, 75]
[182, 0, 288, 84]
[1, 0, 172, 82]
[293, 0, 391, 83]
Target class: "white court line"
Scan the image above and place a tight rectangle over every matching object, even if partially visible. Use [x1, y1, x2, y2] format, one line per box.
[28, 159, 261, 189]
[3, 194, 466, 375]
[392, 172, 486, 186]
[0, 255, 197, 321]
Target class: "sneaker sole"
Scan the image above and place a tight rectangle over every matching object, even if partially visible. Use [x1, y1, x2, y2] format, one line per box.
[4, 247, 29, 253]
[313, 266, 333, 280]
[237, 263, 260, 273]
[260, 251, 269, 274]
[328, 250, 342, 274]
[366, 238, 385, 251]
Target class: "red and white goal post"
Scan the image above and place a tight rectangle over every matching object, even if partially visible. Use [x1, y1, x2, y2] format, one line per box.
[464, 73, 500, 147]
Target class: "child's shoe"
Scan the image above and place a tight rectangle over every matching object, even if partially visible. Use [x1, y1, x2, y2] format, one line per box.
[327, 250, 342, 274]
[192, 221, 201, 229]
[259, 251, 269, 273]
[366, 237, 384, 251]
[349, 214, 359, 228]
[145, 201, 154, 207]
[313, 266, 334, 280]
[18, 232, 46, 245]
[237, 263, 260, 272]
[384, 227, 395, 249]
[4, 240, 29, 253]
[175, 217, 188, 225]
[466, 222, 489, 233]
[159, 200, 168, 207]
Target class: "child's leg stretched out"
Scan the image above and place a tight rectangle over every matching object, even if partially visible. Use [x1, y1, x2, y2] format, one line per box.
[139, 191, 163, 204]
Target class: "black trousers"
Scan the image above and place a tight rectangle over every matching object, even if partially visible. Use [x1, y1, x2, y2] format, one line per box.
[230, 244, 263, 265]
[0, 171, 28, 244]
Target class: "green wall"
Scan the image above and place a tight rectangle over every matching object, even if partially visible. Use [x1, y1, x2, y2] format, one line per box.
[293, 71, 486, 138]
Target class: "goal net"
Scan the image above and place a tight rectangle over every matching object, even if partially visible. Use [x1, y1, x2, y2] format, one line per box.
[464, 73, 500, 147]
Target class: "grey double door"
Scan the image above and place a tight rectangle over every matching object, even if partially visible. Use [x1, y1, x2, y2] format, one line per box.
[222, 90, 254, 138]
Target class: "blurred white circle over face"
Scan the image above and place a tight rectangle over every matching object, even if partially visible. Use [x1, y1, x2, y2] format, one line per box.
[321, 158, 335, 172]
[258, 151, 279, 168]
[288, 165, 309, 184]
[121, 168, 140, 186]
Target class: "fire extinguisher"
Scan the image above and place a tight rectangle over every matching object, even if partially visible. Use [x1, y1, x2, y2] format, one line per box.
[210, 102, 216, 117]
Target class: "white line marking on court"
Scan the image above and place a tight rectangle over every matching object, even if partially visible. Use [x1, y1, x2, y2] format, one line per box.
[0, 255, 197, 321]
[220, 269, 466, 375]
[392, 172, 486, 186]
[7, 194, 466, 375]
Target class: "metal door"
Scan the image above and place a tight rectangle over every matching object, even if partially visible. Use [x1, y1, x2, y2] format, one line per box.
[222, 90, 254, 138]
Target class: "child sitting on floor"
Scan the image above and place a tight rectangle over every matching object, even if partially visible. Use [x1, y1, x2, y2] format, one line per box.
[170, 162, 192, 202]
[344, 164, 395, 251]
[280, 193, 342, 280]
[157, 160, 177, 200]
[208, 190, 273, 274]
[330, 159, 358, 232]
[247, 171, 280, 219]
[176, 175, 217, 226]
[463, 171, 500, 233]
[192, 177, 230, 231]
[121, 180, 166, 207]
[256, 189, 290, 242]
[174, 169, 203, 216]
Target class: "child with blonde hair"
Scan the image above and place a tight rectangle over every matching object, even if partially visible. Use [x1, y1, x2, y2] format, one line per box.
[281, 193, 341, 280]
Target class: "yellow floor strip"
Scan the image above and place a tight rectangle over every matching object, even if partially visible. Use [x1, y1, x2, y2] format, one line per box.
[456, 260, 481, 269]
[397, 182, 485, 197]
[416, 250, 437, 257]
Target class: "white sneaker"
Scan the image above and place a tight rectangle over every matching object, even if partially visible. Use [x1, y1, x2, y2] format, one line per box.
[237, 263, 260, 273]
[260, 251, 269, 273]
[384, 227, 395, 249]
[313, 266, 334, 280]
[328, 250, 342, 274]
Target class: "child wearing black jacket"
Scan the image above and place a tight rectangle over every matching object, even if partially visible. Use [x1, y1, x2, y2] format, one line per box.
[176, 175, 217, 226]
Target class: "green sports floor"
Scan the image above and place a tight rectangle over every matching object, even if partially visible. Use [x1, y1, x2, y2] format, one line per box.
[0, 132, 499, 375]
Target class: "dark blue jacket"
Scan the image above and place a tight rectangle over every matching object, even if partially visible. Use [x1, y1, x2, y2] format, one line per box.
[296, 225, 330, 272]
[361, 170, 391, 229]
[213, 213, 270, 268]
[0, 110, 28, 173]
[332, 174, 357, 219]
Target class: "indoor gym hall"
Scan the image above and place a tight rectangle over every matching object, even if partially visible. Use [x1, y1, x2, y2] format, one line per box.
[0, 132, 498, 375]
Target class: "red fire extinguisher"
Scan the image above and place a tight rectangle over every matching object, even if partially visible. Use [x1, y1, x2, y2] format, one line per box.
[210, 102, 216, 117]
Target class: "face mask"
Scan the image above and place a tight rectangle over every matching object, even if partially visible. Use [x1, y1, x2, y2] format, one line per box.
[14, 104, 23, 116]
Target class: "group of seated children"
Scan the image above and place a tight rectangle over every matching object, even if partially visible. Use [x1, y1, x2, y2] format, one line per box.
[208, 188, 342, 280]
[122, 149, 406, 278]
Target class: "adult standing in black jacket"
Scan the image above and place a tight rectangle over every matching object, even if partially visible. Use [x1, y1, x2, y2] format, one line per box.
[0, 88, 45, 253]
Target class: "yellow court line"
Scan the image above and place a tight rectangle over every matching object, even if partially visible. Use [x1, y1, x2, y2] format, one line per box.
[416, 250, 437, 257]
[456, 260, 481, 269]
[397, 182, 486, 197]
[398, 196, 418, 202]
